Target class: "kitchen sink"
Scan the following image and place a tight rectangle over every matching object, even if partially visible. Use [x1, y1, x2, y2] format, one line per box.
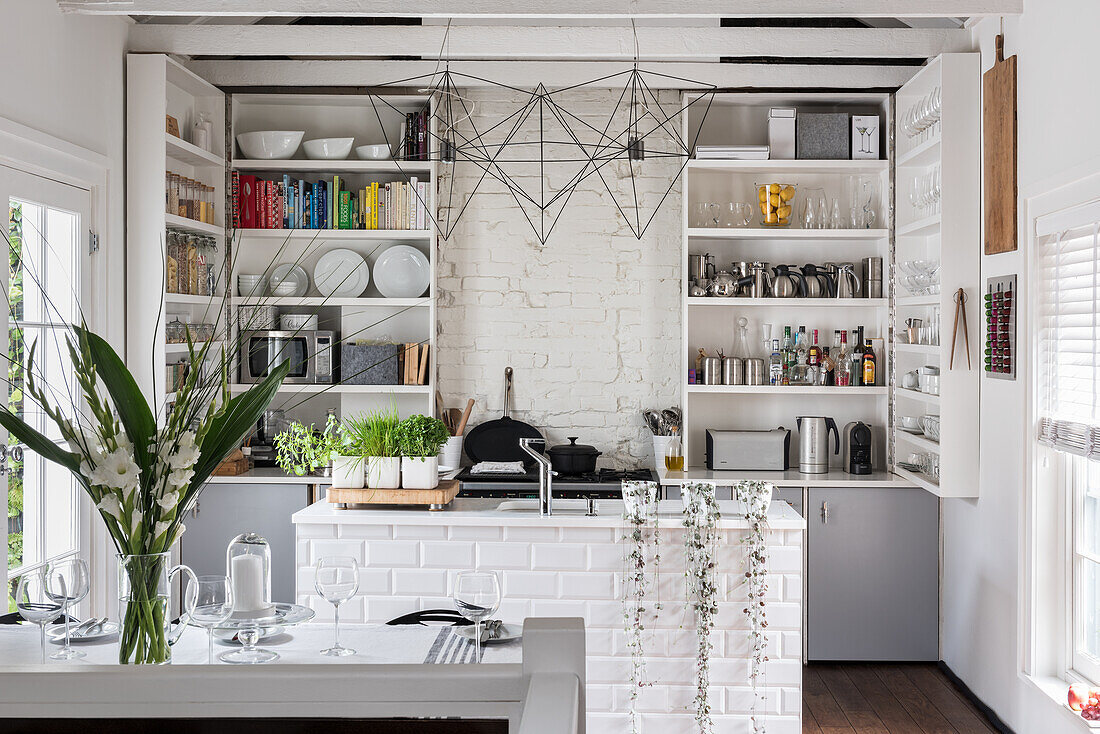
[494, 499, 599, 515]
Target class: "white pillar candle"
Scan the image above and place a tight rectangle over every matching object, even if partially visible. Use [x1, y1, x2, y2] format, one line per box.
[231, 554, 266, 612]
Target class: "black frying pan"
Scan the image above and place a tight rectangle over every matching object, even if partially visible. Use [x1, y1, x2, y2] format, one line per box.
[463, 367, 543, 468]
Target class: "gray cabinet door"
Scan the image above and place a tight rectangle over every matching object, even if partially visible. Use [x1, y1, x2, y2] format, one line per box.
[808, 487, 938, 661]
[180, 483, 312, 604]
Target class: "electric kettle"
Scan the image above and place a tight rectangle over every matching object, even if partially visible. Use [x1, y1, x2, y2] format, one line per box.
[796, 416, 839, 474]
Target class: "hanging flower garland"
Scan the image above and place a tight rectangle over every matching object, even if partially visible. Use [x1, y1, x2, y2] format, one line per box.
[736, 480, 774, 734]
[621, 480, 661, 734]
[681, 481, 721, 734]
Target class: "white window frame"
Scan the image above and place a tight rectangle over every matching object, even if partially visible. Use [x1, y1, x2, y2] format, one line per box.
[0, 116, 117, 616]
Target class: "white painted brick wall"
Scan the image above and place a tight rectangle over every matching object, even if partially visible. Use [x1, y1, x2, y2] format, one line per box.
[297, 519, 803, 732]
[436, 88, 682, 469]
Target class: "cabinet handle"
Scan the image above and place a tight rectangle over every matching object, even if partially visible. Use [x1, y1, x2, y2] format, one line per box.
[821, 501, 829, 524]
[192, 501, 200, 518]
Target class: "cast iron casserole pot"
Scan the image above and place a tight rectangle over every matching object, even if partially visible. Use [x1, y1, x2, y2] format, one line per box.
[546, 437, 601, 475]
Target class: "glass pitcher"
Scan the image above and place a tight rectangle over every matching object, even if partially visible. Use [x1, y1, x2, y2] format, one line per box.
[664, 429, 684, 473]
[117, 552, 197, 664]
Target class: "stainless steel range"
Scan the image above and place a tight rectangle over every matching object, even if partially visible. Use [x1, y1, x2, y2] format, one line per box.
[455, 467, 658, 500]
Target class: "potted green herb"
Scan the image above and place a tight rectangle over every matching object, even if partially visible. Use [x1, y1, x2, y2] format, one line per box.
[331, 418, 368, 489]
[345, 408, 401, 489]
[274, 416, 339, 477]
[395, 414, 450, 489]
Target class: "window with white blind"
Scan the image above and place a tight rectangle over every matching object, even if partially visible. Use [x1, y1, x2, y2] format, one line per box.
[1037, 199, 1100, 683]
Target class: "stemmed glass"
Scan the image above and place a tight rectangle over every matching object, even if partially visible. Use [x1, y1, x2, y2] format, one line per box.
[315, 556, 359, 657]
[188, 575, 234, 664]
[16, 571, 63, 663]
[46, 558, 89, 661]
[453, 570, 501, 663]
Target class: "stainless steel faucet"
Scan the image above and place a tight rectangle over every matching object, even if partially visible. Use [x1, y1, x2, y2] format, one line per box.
[519, 437, 554, 516]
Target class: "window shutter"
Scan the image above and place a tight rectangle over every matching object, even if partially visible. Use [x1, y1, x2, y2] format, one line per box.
[1038, 208, 1100, 458]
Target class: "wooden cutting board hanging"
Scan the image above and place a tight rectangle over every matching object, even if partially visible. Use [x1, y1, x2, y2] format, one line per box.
[983, 33, 1018, 254]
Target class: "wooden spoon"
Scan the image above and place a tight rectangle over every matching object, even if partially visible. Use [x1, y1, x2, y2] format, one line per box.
[455, 398, 475, 436]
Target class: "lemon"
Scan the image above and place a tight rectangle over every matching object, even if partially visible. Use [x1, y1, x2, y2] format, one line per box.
[778, 205, 792, 218]
[768, 183, 781, 194]
[780, 186, 795, 202]
[758, 188, 768, 203]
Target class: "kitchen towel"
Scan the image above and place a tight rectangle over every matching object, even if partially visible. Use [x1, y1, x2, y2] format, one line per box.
[424, 627, 483, 664]
[470, 461, 526, 475]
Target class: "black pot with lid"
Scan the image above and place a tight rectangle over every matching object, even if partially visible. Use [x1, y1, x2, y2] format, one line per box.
[546, 437, 602, 476]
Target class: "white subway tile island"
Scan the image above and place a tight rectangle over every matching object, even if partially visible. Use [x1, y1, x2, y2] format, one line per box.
[293, 497, 805, 733]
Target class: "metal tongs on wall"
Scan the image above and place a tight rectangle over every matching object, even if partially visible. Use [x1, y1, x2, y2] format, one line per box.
[949, 287, 971, 370]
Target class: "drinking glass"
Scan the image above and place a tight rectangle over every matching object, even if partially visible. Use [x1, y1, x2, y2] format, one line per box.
[188, 575, 234, 664]
[816, 194, 829, 230]
[16, 571, 63, 663]
[453, 570, 501, 663]
[315, 556, 359, 657]
[46, 557, 89, 661]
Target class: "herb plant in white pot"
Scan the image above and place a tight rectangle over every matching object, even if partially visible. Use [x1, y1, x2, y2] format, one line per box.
[360, 407, 401, 489]
[330, 419, 367, 489]
[396, 414, 450, 489]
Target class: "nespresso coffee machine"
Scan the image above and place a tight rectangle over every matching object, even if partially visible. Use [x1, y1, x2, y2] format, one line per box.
[842, 421, 873, 475]
[249, 409, 286, 467]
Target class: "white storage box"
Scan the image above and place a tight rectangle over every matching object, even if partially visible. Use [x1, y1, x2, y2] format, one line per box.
[768, 108, 796, 160]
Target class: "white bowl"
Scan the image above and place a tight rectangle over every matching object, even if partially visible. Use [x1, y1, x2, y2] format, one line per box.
[236, 131, 305, 160]
[356, 144, 392, 160]
[303, 137, 354, 160]
[237, 275, 267, 297]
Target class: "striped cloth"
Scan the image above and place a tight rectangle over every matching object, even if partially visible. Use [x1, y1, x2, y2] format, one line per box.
[423, 626, 483, 664]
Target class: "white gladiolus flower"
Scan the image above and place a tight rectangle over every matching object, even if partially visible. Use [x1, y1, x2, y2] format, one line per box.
[167, 432, 201, 470]
[89, 448, 141, 494]
[96, 494, 124, 522]
[168, 467, 194, 489]
[68, 426, 105, 464]
[131, 510, 143, 536]
[173, 523, 186, 542]
[156, 491, 179, 513]
[154, 521, 171, 540]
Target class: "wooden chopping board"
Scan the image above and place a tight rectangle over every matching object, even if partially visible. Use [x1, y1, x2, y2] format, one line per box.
[983, 34, 1018, 255]
[327, 479, 459, 510]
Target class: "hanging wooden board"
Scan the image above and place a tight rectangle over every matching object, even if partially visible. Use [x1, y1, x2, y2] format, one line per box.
[983, 34, 1018, 254]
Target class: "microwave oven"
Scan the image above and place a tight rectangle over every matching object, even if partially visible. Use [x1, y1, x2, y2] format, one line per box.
[239, 330, 335, 384]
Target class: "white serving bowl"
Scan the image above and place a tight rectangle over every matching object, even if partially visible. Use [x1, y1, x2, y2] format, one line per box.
[237, 275, 267, 297]
[356, 144, 392, 160]
[303, 137, 355, 160]
[236, 131, 305, 160]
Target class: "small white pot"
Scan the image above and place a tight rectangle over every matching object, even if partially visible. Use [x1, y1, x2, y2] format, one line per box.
[401, 456, 439, 490]
[436, 436, 463, 471]
[331, 455, 364, 488]
[367, 456, 401, 489]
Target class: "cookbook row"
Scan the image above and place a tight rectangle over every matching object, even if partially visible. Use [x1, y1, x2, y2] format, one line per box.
[231, 173, 430, 231]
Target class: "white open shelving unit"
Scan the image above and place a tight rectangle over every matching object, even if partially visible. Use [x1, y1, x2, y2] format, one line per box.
[892, 54, 981, 498]
[680, 91, 895, 475]
[127, 56, 438, 428]
[127, 54, 228, 409]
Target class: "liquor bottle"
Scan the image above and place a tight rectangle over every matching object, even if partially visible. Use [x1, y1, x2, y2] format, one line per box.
[769, 339, 783, 385]
[861, 339, 877, 386]
[781, 326, 793, 385]
[795, 326, 809, 369]
[835, 330, 852, 387]
[789, 347, 812, 385]
[825, 330, 842, 386]
[851, 327, 865, 386]
[818, 345, 832, 386]
[805, 329, 819, 384]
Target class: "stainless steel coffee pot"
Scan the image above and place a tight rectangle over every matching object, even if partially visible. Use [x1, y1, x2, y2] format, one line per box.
[771, 265, 804, 298]
[738, 261, 772, 299]
[834, 263, 862, 299]
[800, 264, 834, 299]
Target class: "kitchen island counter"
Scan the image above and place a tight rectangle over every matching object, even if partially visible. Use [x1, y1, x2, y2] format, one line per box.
[294, 496, 805, 733]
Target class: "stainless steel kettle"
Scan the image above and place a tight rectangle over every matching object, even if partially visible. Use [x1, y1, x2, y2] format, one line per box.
[796, 416, 839, 474]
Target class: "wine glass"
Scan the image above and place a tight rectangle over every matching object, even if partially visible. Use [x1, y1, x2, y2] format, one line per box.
[188, 575, 234, 664]
[453, 570, 501, 663]
[16, 571, 63, 663]
[315, 556, 359, 657]
[46, 557, 89, 661]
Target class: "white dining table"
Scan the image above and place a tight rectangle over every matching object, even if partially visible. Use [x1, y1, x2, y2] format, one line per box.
[0, 621, 522, 666]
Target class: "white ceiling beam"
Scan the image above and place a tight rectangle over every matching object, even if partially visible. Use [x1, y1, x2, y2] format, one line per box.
[185, 59, 917, 90]
[60, 0, 1022, 17]
[127, 24, 970, 60]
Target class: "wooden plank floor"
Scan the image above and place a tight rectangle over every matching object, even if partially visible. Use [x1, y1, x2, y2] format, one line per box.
[804, 664, 999, 733]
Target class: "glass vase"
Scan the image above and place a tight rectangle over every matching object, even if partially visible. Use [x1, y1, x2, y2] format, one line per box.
[117, 552, 197, 664]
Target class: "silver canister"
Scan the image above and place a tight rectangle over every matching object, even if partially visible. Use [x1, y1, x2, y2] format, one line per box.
[862, 256, 883, 299]
[702, 357, 723, 385]
[744, 358, 766, 385]
[722, 356, 745, 385]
